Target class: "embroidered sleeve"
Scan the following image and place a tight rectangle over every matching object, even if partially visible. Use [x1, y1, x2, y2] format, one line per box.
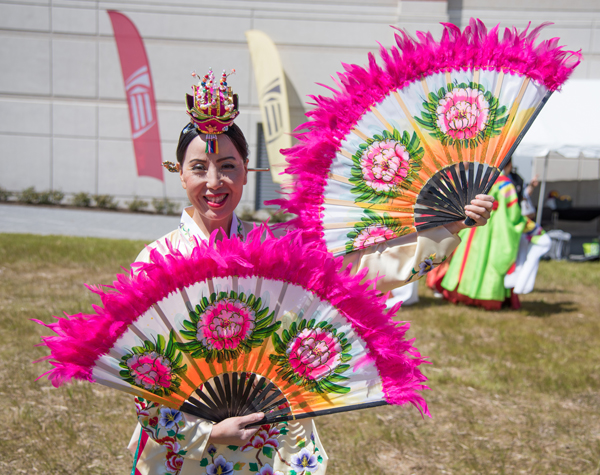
[135, 397, 213, 462]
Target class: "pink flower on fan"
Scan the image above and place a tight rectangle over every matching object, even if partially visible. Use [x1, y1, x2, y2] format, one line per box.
[197, 300, 256, 351]
[436, 87, 490, 140]
[240, 424, 280, 452]
[288, 327, 342, 381]
[360, 139, 411, 193]
[126, 352, 173, 390]
[352, 225, 397, 250]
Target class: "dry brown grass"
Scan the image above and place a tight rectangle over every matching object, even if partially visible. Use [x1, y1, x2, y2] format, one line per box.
[1, 234, 599, 474]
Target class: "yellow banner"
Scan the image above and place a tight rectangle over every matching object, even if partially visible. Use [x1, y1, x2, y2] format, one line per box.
[245, 30, 291, 184]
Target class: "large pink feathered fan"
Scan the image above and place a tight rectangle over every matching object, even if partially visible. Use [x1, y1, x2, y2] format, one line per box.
[36, 228, 428, 425]
[274, 19, 580, 255]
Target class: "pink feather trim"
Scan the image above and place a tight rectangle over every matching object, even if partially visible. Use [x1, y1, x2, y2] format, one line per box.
[36, 226, 430, 415]
[269, 19, 581, 245]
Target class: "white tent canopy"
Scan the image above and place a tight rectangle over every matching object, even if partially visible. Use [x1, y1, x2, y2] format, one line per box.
[514, 79, 600, 160]
[511, 80, 600, 224]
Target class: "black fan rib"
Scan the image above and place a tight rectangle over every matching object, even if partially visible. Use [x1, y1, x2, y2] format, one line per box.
[179, 373, 290, 425]
[466, 162, 475, 205]
[416, 163, 507, 231]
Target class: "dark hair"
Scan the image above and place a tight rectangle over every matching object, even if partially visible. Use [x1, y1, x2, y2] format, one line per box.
[176, 122, 249, 165]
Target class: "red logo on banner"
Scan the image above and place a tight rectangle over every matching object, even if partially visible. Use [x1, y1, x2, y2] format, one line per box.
[126, 66, 156, 139]
[107, 10, 163, 181]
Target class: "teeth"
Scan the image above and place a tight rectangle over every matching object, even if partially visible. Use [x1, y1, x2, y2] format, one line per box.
[206, 195, 226, 204]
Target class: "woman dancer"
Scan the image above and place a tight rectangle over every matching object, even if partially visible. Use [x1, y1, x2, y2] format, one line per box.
[129, 69, 493, 475]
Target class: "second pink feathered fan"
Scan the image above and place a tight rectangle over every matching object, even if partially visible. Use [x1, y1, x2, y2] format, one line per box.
[274, 19, 580, 255]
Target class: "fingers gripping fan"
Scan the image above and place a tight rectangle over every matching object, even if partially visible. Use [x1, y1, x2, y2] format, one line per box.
[275, 19, 581, 255]
[36, 228, 428, 425]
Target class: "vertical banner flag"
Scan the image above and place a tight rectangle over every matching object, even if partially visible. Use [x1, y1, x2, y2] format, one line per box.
[107, 10, 163, 181]
[245, 30, 291, 184]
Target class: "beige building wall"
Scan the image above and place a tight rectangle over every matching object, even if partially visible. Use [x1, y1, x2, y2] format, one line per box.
[0, 0, 596, 211]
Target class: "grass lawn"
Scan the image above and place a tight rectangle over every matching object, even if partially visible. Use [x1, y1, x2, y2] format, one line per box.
[1, 233, 599, 474]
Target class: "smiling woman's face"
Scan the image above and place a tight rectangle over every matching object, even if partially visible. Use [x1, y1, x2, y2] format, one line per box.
[179, 134, 248, 235]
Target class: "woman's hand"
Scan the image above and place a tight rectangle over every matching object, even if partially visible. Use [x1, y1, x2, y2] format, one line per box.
[443, 194, 495, 234]
[208, 412, 265, 446]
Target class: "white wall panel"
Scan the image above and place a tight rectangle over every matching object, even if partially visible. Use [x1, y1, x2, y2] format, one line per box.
[97, 9, 251, 43]
[147, 43, 252, 105]
[0, 100, 50, 135]
[98, 40, 125, 100]
[0, 135, 51, 190]
[156, 107, 188, 144]
[53, 103, 97, 137]
[0, 35, 50, 95]
[131, 175, 169, 198]
[98, 103, 130, 139]
[253, 17, 392, 48]
[52, 38, 98, 98]
[0, 3, 49, 32]
[52, 137, 96, 192]
[97, 139, 137, 195]
[52, 5, 98, 35]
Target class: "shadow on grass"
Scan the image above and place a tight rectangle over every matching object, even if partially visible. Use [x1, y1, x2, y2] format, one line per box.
[519, 300, 577, 317]
[531, 288, 568, 294]
[407, 295, 452, 309]
[406, 296, 577, 319]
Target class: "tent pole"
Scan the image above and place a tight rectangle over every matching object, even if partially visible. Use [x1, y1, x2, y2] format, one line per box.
[536, 153, 549, 226]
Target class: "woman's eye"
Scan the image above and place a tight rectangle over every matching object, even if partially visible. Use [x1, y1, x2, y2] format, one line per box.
[191, 164, 206, 171]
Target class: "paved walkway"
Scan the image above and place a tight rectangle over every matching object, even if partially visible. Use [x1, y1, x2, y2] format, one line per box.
[0, 204, 180, 241]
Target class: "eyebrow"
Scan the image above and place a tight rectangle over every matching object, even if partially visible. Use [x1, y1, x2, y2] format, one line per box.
[188, 156, 237, 164]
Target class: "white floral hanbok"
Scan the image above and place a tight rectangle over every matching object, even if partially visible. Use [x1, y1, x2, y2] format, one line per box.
[128, 206, 461, 475]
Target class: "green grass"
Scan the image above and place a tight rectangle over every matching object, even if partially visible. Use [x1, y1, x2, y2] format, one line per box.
[0, 234, 147, 475]
[1, 234, 599, 474]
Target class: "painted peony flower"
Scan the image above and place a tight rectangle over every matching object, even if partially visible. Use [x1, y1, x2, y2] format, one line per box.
[436, 87, 490, 141]
[197, 299, 256, 351]
[360, 139, 411, 193]
[240, 424, 280, 452]
[352, 224, 397, 250]
[162, 438, 181, 454]
[134, 397, 151, 417]
[126, 352, 173, 390]
[164, 452, 184, 474]
[206, 454, 234, 475]
[290, 448, 319, 472]
[256, 464, 284, 475]
[159, 407, 183, 430]
[287, 328, 342, 381]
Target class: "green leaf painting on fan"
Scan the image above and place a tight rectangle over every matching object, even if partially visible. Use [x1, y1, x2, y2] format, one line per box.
[118, 331, 187, 397]
[349, 128, 424, 204]
[345, 209, 411, 254]
[177, 290, 281, 364]
[270, 318, 353, 394]
[415, 82, 508, 148]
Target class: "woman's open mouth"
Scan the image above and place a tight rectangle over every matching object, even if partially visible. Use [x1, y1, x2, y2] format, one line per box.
[204, 193, 228, 208]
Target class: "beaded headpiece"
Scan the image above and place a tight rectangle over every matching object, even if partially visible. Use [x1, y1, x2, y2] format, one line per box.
[162, 68, 269, 174]
[186, 68, 239, 154]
